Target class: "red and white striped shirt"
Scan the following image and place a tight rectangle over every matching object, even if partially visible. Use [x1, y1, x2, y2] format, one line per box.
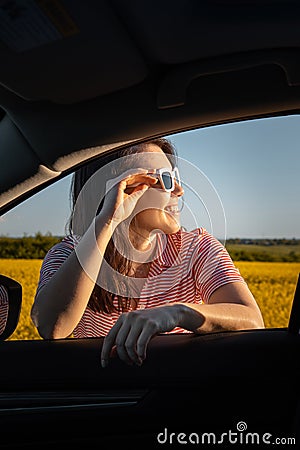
[36, 227, 246, 338]
[0, 285, 8, 334]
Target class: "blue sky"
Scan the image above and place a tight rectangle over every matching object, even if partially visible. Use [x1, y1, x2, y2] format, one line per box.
[1, 115, 300, 239]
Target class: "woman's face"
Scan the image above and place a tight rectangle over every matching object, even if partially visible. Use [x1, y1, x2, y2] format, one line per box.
[130, 144, 184, 236]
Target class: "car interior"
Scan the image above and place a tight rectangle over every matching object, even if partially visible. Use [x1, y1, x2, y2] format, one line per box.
[1, 1, 300, 448]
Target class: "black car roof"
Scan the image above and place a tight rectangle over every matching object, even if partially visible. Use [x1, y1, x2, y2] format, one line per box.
[1, 0, 300, 212]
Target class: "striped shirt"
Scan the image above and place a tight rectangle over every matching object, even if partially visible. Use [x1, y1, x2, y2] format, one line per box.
[35, 227, 246, 338]
[0, 285, 8, 334]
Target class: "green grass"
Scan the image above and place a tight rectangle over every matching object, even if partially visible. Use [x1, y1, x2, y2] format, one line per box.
[226, 244, 300, 262]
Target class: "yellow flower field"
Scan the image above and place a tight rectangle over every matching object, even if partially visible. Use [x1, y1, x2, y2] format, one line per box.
[0, 259, 42, 340]
[0, 259, 299, 340]
[236, 261, 300, 328]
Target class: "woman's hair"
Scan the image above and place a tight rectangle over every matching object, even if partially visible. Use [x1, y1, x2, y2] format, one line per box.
[68, 137, 177, 314]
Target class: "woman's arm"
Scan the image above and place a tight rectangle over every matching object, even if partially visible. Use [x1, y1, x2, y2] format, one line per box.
[31, 214, 116, 339]
[101, 281, 264, 367]
[31, 170, 157, 340]
[176, 281, 265, 333]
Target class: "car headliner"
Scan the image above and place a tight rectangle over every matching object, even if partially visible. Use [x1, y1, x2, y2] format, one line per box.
[1, 0, 300, 213]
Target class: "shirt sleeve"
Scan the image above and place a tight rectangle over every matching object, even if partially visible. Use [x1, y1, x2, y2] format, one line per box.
[193, 228, 246, 303]
[36, 234, 80, 295]
[0, 285, 9, 334]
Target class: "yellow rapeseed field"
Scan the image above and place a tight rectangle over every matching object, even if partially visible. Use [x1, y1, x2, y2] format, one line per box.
[0, 259, 299, 340]
[236, 261, 300, 328]
[0, 259, 42, 340]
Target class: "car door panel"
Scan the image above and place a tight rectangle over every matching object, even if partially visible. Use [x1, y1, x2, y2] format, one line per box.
[0, 329, 299, 448]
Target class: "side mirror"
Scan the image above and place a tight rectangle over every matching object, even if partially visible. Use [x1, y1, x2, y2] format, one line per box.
[0, 274, 22, 340]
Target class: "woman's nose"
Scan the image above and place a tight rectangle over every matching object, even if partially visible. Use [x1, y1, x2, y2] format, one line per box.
[173, 182, 184, 197]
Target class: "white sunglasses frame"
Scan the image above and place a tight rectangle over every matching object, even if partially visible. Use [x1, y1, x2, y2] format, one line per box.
[149, 167, 181, 193]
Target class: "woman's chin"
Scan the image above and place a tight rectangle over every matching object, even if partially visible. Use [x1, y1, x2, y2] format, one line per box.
[161, 219, 181, 235]
[164, 212, 181, 232]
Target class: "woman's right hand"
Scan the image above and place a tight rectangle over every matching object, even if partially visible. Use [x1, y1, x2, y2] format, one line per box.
[100, 169, 158, 224]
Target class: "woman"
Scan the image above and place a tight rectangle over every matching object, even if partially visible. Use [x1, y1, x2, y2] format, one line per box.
[31, 138, 264, 367]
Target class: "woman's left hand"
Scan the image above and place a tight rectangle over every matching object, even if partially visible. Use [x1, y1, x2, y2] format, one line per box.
[100, 305, 182, 367]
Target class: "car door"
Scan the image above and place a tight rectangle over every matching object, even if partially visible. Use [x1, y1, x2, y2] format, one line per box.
[0, 313, 300, 448]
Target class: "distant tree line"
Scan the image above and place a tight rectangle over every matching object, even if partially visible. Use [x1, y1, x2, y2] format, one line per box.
[226, 238, 300, 246]
[0, 233, 61, 259]
[0, 234, 300, 261]
[226, 248, 300, 262]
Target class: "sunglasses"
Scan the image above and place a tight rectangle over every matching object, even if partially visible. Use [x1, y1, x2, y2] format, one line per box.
[149, 167, 181, 192]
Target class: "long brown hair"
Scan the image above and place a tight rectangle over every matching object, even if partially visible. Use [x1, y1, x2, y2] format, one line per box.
[68, 138, 177, 314]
